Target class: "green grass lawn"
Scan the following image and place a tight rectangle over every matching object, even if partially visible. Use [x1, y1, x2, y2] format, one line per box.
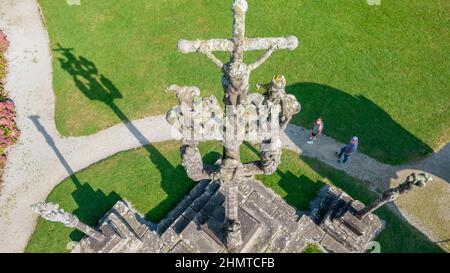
[38, 0, 449, 164]
[25, 141, 443, 253]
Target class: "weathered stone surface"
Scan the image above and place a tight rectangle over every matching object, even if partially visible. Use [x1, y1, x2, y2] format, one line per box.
[297, 215, 325, 242]
[273, 197, 298, 217]
[266, 229, 291, 253]
[159, 226, 181, 250]
[171, 240, 195, 253]
[247, 191, 277, 216]
[283, 230, 308, 253]
[73, 201, 152, 253]
[271, 208, 298, 234]
[179, 222, 224, 253]
[139, 230, 165, 253]
[320, 234, 350, 253]
[63, 180, 384, 253]
[313, 185, 384, 253]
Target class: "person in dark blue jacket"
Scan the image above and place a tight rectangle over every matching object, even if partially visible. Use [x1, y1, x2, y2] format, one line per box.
[336, 136, 358, 164]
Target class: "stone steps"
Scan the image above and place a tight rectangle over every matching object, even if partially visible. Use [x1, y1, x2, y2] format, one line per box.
[156, 180, 210, 234]
[158, 180, 222, 251]
[156, 178, 326, 253]
[169, 181, 221, 233]
[80, 200, 162, 253]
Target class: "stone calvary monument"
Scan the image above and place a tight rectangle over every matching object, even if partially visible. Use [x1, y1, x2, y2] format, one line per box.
[32, 1, 432, 253]
[165, 0, 300, 251]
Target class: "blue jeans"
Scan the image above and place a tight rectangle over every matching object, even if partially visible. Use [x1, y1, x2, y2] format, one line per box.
[338, 147, 350, 163]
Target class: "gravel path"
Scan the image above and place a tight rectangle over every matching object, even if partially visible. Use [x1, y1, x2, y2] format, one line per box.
[0, 0, 448, 253]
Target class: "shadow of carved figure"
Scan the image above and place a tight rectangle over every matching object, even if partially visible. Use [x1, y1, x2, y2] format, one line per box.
[54, 44, 123, 104]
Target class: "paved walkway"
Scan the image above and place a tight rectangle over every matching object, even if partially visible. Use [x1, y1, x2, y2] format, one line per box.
[282, 126, 450, 192]
[0, 0, 448, 252]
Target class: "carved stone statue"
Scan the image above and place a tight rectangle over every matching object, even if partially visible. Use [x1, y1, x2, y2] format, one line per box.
[166, 0, 301, 250]
[356, 173, 432, 219]
[260, 138, 282, 175]
[31, 202, 105, 242]
[257, 75, 301, 129]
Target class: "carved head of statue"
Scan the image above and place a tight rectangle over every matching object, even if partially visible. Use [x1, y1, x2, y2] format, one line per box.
[272, 74, 286, 90]
[228, 62, 249, 89]
[415, 173, 432, 188]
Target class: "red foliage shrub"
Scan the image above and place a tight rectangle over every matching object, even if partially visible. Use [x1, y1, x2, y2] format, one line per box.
[0, 29, 19, 167]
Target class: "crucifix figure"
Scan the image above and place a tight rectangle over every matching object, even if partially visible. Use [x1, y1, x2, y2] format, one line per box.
[167, 0, 300, 251]
[177, 0, 298, 169]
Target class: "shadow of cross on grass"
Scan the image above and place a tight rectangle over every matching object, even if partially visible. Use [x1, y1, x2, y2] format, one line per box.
[242, 142, 325, 211]
[29, 115, 121, 241]
[54, 44, 194, 223]
[275, 171, 325, 212]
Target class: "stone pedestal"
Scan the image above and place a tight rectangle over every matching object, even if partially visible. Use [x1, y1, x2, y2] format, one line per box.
[311, 186, 383, 253]
[76, 200, 162, 253]
[75, 178, 306, 253]
[74, 183, 383, 253]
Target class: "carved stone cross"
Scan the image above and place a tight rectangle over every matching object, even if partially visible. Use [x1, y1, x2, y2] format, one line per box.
[167, 0, 300, 251]
[177, 0, 298, 166]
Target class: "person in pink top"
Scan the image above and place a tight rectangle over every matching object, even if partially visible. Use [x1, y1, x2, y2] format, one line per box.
[307, 117, 324, 144]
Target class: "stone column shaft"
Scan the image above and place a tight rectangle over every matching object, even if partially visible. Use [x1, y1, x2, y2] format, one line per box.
[225, 185, 243, 251]
[357, 173, 432, 219]
[232, 0, 248, 62]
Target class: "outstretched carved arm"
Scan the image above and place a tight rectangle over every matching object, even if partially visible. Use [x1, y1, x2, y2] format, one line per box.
[249, 44, 278, 71]
[198, 47, 224, 69]
[256, 82, 271, 91]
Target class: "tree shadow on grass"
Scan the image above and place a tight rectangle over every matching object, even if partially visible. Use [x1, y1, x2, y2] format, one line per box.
[53, 44, 195, 223]
[287, 83, 433, 165]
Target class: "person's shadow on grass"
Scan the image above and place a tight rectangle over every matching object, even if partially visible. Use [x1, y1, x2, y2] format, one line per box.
[54, 44, 195, 223]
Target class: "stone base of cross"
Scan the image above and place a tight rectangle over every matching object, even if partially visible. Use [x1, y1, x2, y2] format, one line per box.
[166, 0, 301, 251]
